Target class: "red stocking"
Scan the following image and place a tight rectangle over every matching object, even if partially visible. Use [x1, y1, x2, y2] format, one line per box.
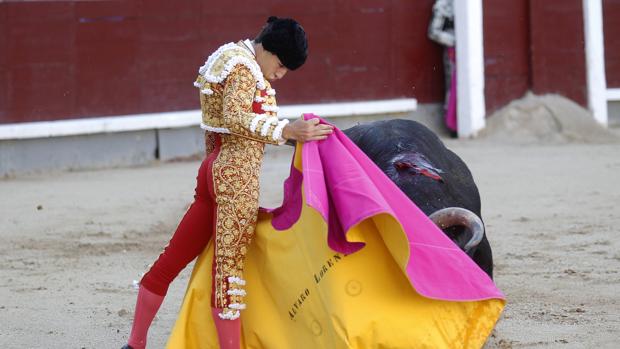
[126, 286, 164, 349]
[211, 308, 241, 349]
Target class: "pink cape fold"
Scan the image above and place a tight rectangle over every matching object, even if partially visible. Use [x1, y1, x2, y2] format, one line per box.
[264, 114, 504, 302]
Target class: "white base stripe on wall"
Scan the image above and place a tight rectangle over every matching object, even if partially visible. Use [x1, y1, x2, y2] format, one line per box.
[0, 99, 417, 140]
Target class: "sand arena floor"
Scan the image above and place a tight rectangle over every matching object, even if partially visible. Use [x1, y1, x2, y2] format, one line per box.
[1, 120, 619, 348]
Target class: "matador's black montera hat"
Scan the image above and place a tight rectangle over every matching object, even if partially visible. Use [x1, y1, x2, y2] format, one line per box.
[255, 16, 308, 70]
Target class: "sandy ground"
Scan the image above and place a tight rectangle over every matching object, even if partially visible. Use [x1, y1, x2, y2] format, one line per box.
[2, 132, 620, 348]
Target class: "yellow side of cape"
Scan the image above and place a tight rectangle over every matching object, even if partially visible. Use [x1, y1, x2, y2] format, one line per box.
[166, 147, 504, 349]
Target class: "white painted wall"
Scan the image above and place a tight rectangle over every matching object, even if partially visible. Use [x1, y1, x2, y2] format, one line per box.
[608, 88, 620, 101]
[583, 0, 608, 126]
[454, 0, 486, 137]
[0, 99, 417, 140]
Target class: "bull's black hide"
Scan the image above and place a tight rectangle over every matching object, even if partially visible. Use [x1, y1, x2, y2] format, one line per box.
[343, 119, 493, 278]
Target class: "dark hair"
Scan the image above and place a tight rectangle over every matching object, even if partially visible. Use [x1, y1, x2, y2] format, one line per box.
[255, 16, 308, 70]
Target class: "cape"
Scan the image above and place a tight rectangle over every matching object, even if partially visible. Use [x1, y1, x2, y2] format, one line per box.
[166, 114, 505, 349]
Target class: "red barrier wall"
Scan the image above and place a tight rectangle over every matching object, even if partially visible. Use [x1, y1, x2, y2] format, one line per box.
[604, 0, 620, 87]
[0, 0, 444, 124]
[0, 4, 7, 122]
[2, 1, 612, 125]
[483, 0, 531, 114]
[483, 0, 590, 113]
[529, 0, 587, 106]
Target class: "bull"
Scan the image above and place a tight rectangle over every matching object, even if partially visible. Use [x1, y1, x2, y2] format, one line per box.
[343, 119, 493, 278]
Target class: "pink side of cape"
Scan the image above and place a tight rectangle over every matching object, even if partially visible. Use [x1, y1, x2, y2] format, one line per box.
[265, 114, 503, 302]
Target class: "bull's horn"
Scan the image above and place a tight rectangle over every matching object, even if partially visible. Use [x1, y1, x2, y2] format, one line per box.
[428, 207, 484, 252]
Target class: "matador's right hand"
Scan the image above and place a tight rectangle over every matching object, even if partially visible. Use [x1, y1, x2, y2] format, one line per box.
[282, 118, 334, 143]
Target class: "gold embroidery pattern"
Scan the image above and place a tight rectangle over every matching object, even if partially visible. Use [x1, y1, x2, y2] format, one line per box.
[199, 81, 225, 131]
[212, 134, 265, 310]
[204, 131, 216, 156]
[222, 65, 280, 142]
[195, 41, 283, 144]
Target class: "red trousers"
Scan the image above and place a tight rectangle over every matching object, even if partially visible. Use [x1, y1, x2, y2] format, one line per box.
[140, 137, 221, 297]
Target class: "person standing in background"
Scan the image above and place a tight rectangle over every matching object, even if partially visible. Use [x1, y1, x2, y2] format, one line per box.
[428, 0, 457, 137]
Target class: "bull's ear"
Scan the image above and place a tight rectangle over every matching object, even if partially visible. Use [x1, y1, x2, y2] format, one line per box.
[428, 207, 484, 256]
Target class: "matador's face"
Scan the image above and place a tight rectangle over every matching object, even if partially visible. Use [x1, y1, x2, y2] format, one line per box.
[256, 47, 289, 82]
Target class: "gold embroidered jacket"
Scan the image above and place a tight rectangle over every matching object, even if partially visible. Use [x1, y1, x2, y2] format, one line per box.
[194, 41, 289, 145]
